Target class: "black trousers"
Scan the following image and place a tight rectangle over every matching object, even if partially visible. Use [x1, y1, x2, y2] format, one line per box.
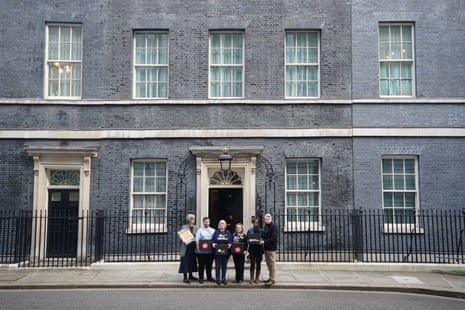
[232, 253, 245, 281]
[249, 252, 263, 273]
[196, 253, 214, 280]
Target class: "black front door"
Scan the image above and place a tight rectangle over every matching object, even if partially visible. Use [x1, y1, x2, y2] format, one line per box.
[209, 188, 243, 233]
[47, 190, 79, 257]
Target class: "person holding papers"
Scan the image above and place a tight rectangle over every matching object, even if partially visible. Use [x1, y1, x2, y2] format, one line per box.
[178, 214, 198, 284]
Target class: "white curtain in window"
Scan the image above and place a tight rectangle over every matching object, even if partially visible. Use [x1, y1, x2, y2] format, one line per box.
[210, 32, 243, 97]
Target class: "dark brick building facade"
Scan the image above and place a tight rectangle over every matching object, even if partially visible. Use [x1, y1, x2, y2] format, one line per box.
[0, 1, 464, 263]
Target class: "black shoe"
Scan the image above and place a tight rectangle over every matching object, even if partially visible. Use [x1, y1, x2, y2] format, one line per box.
[206, 278, 214, 282]
[189, 276, 198, 281]
[183, 279, 191, 284]
[216, 281, 221, 285]
[199, 279, 204, 284]
[222, 280, 227, 285]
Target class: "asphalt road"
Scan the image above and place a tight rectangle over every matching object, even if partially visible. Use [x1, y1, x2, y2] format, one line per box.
[1, 289, 464, 310]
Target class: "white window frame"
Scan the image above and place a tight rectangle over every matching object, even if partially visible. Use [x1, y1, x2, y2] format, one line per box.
[208, 31, 245, 99]
[133, 31, 169, 99]
[128, 159, 168, 233]
[284, 158, 324, 232]
[284, 30, 320, 99]
[381, 156, 423, 234]
[378, 23, 416, 98]
[44, 23, 83, 99]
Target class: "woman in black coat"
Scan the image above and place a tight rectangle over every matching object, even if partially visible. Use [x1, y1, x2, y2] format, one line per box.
[178, 214, 198, 283]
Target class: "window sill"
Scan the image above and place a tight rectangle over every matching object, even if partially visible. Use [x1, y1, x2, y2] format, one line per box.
[133, 97, 169, 100]
[284, 96, 320, 100]
[383, 224, 424, 234]
[126, 224, 167, 234]
[284, 222, 325, 232]
[45, 96, 82, 100]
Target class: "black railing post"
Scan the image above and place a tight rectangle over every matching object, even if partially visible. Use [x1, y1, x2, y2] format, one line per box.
[455, 209, 465, 263]
[256, 155, 276, 216]
[95, 210, 105, 262]
[402, 208, 417, 262]
[351, 208, 363, 262]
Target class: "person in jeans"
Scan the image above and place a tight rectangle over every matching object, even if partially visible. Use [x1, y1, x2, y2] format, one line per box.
[195, 217, 215, 283]
[212, 219, 232, 285]
[231, 223, 247, 283]
[260, 213, 277, 286]
[247, 218, 264, 284]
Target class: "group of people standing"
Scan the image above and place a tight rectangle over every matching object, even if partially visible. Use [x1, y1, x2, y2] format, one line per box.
[178, 213, 278, 286]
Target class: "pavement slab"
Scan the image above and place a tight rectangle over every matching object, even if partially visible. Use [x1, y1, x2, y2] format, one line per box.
[0, 263, 463, 300]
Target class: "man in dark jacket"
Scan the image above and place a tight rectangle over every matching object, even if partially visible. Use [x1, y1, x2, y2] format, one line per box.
[260, 213, 277, 286]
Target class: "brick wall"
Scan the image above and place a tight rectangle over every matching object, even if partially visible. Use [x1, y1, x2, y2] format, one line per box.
[0, 0, 351, 100]
[352, 0, 465, 98]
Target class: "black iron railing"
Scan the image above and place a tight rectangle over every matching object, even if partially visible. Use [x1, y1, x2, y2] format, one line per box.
[0, 209, 464, 267]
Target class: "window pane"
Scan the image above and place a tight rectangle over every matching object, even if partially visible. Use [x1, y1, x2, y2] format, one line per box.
[401, 80, 412, 96]
[405, 192, 415, 208]
[138, 68, 148, 83]
[308, 32, 318, 46]
[379, 26, 389, 42]
[383, 175, 393, 190]
[232, 33, 243, 48]
[308, 160, 319, 174]
[309, 192, 319, 206]
[390, 26, 401, 41]
[71, 79, 81, 97]
[287, 193, 296, 206]
[159, 48, 168, 64]
[394, 175, 404, 190]
[145, 162, 155, 176]
[393, 192, 404, 207]
[405, 175, 415, 190]
[145, 195, 156, 209]
[133, 195, 144, 209]
[297, 161, 308, 174]
[393, 159, 404, 173]
[379, 42, 390, 59]
[287, 175, 297, 189]
[309, 175, 319, 190]
[297, 192, 307, 206]
[382, 159, 392, 173]
[401, 62, 412, 79]
[155, 177, 166, 192]
[383, 192, 393, 208]
[379, 63, 389, 79]
[136, 82, 146, 98]
[384, 208, 394, 224]
[49, 43, 59, 59]
[234, 81, 242, 97]
[136, 48, 146, 65]
[133, 177, 143, 192]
